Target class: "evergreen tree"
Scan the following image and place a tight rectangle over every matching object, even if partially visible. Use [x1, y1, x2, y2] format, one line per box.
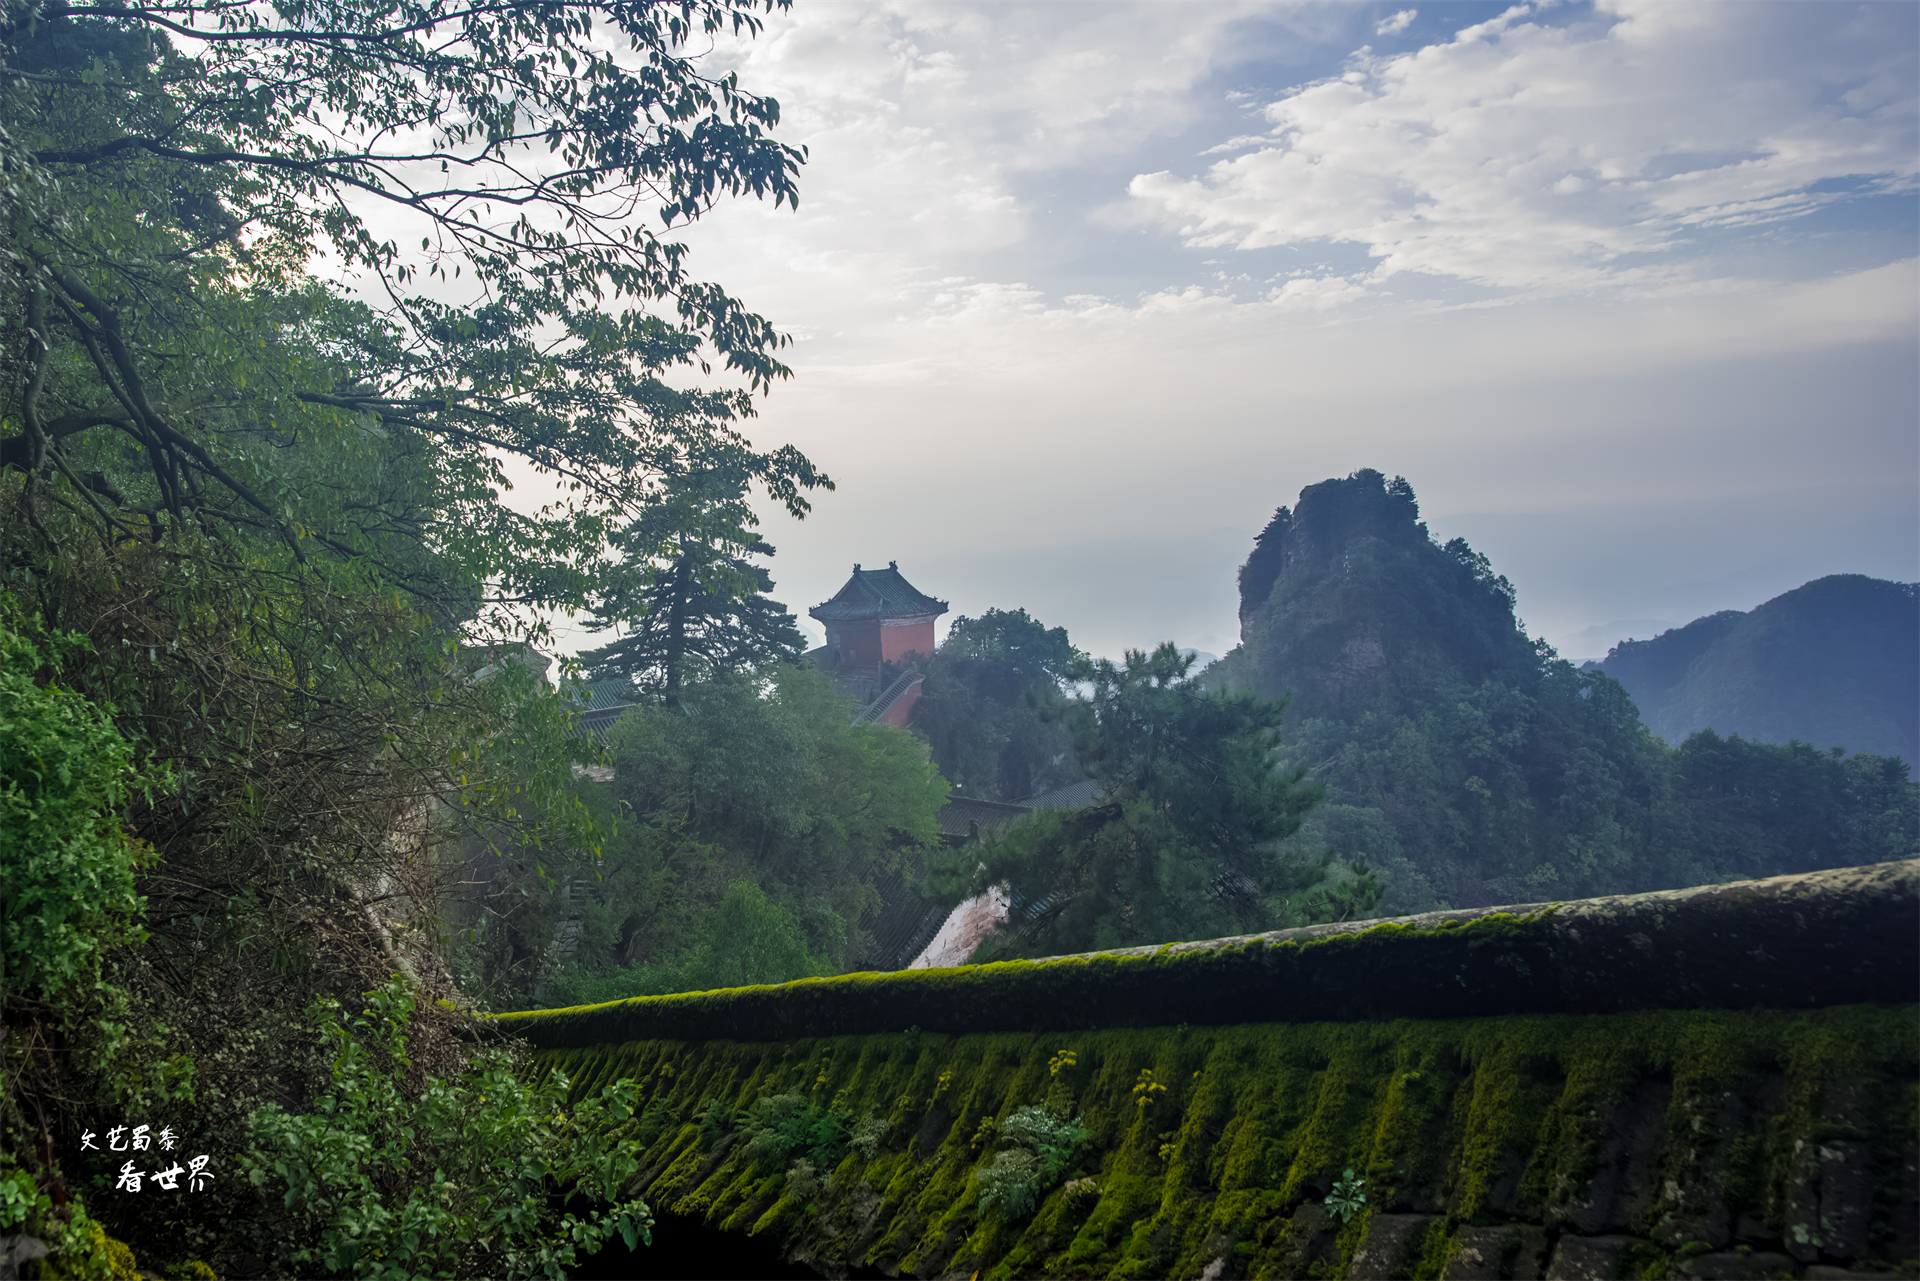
[577, 448, 810, 705]
[937, 644, 1336, 958]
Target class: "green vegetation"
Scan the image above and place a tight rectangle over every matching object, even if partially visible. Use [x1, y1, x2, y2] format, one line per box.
[912, 607, 1085, 802]
[577, 450, 815, 707]
[0, 613, 156, 1002]
[1212, 469, 1918, 910]
[243, 978, 653, 1279]
[3, 0, 1907, 1268]
[975, 1102, 1090, 1219]
[531, 1003, 1917, 1279]
[1326, 1168, 1366, 1224]
[738, 1094, 852, 1173]
[932, 642, 1362, 959]
[460, 663, 949, 1008]
[0, 0, 821, 1270]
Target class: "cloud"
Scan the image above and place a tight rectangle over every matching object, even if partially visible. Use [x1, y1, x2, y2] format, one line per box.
[1266, 272, 1375, 311]
[1375, 9, 1417, 37]
[1127, 0, 1918, 294]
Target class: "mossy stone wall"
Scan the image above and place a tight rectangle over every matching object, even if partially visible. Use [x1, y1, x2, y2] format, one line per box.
[536, 1004, 1917, 1279]
[495, 863, 1917, 1048]
[501, 864, 1919, 1277]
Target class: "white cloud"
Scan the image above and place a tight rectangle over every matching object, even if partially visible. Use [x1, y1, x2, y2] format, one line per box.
[1266, 272, 1375, 311]
[1375, 9, 1417, 37]
[1127, 0, 1918, 294]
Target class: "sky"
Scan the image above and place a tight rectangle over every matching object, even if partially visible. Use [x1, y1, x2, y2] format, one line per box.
[546, 0, 1919, 664]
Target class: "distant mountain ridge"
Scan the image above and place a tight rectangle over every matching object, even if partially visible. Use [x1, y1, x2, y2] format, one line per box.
[1596, 575, 1918, 772]
[1208, 470, 1917, 911]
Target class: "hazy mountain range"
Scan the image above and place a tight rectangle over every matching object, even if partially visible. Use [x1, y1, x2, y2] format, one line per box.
[1593, 575, 1918, 773]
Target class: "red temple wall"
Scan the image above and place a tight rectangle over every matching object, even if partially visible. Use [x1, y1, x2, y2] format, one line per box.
[829, 618, 935, 668]
[880, 619, 936, 664]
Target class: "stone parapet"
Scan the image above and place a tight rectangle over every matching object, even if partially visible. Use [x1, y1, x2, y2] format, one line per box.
[492, 861, 1917, 1048]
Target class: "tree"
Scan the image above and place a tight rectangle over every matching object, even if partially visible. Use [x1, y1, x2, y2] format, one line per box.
[577, 444, 811, 706]
[940, 643, 1327, 958]
[0, 0, 827, 1270]
[2, 0, 827, 628]
[457, 664, 952, 1006]
[912, 608, 1084, 802]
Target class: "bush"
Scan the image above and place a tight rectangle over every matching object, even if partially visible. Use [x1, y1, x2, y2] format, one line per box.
[0, 611, 158, 1001]
[848, 1111, 886, 1157]
[973, 1102, 1086, 1220]
[518, 881, 826, 1013]
[784, 1158, 819, 1202]
[739, 1093, 849, 1171]
[0, 1164, 157, 1279]
[243, 976, 652, 1278]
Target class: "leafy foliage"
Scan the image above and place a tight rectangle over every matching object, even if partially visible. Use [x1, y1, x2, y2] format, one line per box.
[939, 643, 1330, 958]
[911, 608, 1084, 802]
[1327, 1167, 1366, 1224]
[0, 0, 821, 1270]
[462, 664, 949, 1008]
[243, 977, 652, 1279]
[974, 1102, 1087, 1221]
[0, 609, 156, 1000]
[1, 0, 825, 622]
[738, 1093, 850, 1172]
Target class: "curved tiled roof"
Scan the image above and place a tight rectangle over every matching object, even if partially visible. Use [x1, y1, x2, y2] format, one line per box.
[563, 678, 640, 712]
[809, 562, 948, 623]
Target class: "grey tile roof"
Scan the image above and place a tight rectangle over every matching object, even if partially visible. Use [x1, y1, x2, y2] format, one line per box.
[564, 678, 640, 712]
[808, 562, 948, 623]
[1024, 779, 1100, 810]
[936, 796, 1039, 839]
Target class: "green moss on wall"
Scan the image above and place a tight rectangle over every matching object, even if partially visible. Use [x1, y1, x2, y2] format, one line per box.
[536, 1003, 1917, 1279]
[493, 864, 1919, 1050]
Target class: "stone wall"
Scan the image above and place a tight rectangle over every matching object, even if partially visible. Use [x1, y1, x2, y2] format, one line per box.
[500, 864, 1920, 1279]
[496, 863, 1917, 1047]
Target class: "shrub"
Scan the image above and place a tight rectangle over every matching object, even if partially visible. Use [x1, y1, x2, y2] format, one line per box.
[973, 1102, 1087, 1221]
[1327, 1168, 1367, 1224]
[0, 1165, 155, 1279]
[0, 612, 159, 1002]
[848, 1111, 886, 1157]
[784, 1159, 820, 1202]
[739, 1093, 849, 1171]
[243, 977, 652, 1278]
[975, 1148, 1043, 1220]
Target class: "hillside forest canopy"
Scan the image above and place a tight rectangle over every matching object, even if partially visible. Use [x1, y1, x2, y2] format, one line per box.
[1, 0, 1916, 1272]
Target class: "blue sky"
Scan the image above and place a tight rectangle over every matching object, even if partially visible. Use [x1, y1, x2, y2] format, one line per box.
[545, 0, 1919, 663]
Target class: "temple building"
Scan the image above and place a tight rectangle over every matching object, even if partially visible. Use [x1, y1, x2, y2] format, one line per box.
[807, 562, 946, 729]
[809, 561, 948, 670]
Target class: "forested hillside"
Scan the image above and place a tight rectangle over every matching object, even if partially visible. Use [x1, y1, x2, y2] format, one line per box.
[1208, 470, 1917, 912]
[1596, 575, 1919, 773]
[464, 665, 950, 1012]
[0, 0, 826, 1273]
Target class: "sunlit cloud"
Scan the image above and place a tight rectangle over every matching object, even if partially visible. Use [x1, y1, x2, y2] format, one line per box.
[1127, 0, 1918, 295]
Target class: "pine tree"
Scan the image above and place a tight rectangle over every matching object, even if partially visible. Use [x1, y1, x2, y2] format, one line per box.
[578, 452, 810, 705]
